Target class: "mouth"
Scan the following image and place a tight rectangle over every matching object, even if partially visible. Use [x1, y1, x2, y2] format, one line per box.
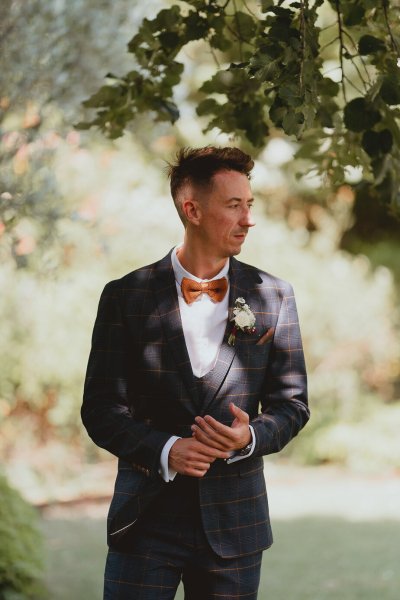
[233, 233, 247, 241]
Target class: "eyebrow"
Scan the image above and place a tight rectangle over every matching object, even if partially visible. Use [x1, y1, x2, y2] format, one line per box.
[226, 196, 254, 202]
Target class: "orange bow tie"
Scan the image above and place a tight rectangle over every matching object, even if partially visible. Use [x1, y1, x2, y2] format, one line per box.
[181, 277, 228, 305]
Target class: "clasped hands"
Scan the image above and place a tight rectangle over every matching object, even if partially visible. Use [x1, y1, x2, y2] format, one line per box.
[169, 402, 251, 478]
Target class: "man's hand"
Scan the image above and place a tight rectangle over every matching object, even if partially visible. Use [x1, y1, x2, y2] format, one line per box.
[191, 402, 252, 453]
[168, 438, 230, 478]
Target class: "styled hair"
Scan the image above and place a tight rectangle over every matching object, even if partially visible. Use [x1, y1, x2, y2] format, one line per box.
[166, 146, 254, 224]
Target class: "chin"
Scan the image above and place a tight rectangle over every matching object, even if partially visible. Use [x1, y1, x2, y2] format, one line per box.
[229, 246, 242, 257]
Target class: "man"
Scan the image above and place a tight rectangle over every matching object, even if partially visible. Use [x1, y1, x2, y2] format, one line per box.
[82, 146, 309, 599]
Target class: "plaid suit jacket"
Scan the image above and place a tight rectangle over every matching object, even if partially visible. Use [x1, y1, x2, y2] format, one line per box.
[82, 251, 309, 558]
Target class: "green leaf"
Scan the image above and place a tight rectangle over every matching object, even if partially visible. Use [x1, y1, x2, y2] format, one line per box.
[158, 31, 181, 50]
[82, 85, 125, 109]
[362, 129, 393, 157]
[269, 96, 288, 127]
[344, 98, 381, 132]
[184, 11, 210, 41]
[318, 77, 340, 97]
[200, 68, 257, 99]
[278, 82, 302, 108]
[380, 77, 400, 106]
[200, 70, 234, 94]
[282, 110, 304, 136]
[316, 100, 339, 128]
[231, 101, 269, 146]
[250, 54, 281, 81]
[358, 35, 386, 55]
[152, 6, 182, 31]
[156, 99, 180, 123]
[233, 11, 257, 42]
[267, 7, 293, 18]
[162, 60, 184, 84]
[260, 0, 274, 12]
[269, 20, 298, 42]
[196, 98, 221, 117]
[343, 5, 365, 27]
[295, 138, 321, 160]
[209, 33, 232, 51]
[74, 121, 92, 131]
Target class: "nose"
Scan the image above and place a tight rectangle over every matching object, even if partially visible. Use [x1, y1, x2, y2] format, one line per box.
[240, 207, 256, 228]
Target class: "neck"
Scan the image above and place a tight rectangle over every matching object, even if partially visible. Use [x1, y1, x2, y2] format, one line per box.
[177, 236, 228, 280]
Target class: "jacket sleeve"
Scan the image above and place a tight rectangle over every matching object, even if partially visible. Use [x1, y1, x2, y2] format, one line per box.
[81, 281, 171, 476]
[251, 283, 310, 456]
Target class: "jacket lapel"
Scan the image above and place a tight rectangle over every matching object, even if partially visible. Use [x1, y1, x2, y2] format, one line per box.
[150, 253, 266, 416]
[150, 252, 200, 414]
[229, 257, 269, 346]
[201, 257, 263, 414]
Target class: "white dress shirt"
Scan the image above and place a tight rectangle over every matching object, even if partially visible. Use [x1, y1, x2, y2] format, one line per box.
[172, 246, 230, 377]
[159, 247, 255, 481]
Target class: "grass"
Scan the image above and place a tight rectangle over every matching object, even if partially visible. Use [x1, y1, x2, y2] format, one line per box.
[40, 516, 400, 600]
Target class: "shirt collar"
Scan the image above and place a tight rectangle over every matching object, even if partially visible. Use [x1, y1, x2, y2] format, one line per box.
[171, 245, 230, 287]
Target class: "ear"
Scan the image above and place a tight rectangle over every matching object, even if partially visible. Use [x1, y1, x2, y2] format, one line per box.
[182, 198, 202, 225]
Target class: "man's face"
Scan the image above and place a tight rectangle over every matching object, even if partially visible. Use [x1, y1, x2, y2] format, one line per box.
[194, 169, 255, 259]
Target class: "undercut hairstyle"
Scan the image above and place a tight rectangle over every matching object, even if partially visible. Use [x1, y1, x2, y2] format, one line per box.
[166, 146, 254, 224]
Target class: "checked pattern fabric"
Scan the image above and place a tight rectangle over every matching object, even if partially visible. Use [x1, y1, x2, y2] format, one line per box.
[82, 250, 309, 560]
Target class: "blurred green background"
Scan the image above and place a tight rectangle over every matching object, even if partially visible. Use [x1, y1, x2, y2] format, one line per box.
[1, 1, 399, 598]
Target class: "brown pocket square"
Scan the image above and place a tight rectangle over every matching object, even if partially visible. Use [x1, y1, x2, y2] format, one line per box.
[256, 327, 275, 346]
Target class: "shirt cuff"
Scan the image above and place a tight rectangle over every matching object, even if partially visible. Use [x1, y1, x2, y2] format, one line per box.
[226, 426, 255, 464]
[159, 435, 180, 482]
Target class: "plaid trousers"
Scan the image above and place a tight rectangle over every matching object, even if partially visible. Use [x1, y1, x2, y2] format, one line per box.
[104, 476, 263, 600]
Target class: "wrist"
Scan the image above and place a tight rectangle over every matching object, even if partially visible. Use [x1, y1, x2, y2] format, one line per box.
[242, 428, 252, 448]
[236, 442, 253, 457]
[236, 428, 252, 455]
[226, 426, 255, 464]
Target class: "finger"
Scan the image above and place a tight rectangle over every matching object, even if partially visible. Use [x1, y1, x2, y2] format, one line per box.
[191, 425, 230, 451]
[202, 445, 230, 460]
[178, 463, 210, 478]
[190, 439, 229, 460]
[194, 417, 232, 445]
[189, 460, 211, 471]
[185, 468, 209, 478]
[202, 415, 236, 440]
[229, 402, 249, 423]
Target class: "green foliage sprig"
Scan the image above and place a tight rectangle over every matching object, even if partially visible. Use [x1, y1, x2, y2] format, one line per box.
[0, 474, 45, 599]
[78, 0, 400, 213]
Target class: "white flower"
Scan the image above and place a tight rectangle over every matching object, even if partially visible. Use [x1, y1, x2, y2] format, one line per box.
[228, 297, 256, 346]
[233, 306, 255, 329]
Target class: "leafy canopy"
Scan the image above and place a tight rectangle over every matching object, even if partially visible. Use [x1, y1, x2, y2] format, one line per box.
[78, 0, 400, 213]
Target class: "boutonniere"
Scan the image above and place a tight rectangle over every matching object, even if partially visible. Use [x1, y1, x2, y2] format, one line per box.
[228, 297, 256, 346]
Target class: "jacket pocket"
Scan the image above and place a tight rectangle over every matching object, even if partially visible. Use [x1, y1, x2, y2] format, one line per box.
[107, 472, 165, 551]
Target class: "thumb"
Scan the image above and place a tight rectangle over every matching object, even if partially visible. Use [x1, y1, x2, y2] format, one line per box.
[229, 402, 247, 421]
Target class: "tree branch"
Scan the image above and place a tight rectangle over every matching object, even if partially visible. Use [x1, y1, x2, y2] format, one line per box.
[335, 0, 347, 104]
[232, 0, 243, 61]
[343, 74, 364, 96]
[242, 0, 258, 19]
[342, 30, 371, 87]
[320, 35, 340, 54]
[299, 0, 307, 93]
[382, 0, 400, 57]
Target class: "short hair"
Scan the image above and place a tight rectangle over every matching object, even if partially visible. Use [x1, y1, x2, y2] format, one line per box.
[166, 146, 254, 224]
